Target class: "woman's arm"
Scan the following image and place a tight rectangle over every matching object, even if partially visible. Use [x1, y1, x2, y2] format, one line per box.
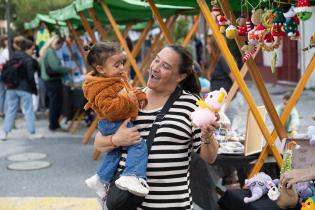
[199, 126, 219, 164]
[280, 166, 315, 188]
[94, 118, 141, 152]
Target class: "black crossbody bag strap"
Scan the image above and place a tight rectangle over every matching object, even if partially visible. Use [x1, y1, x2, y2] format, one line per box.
[146, 87, 182, 151]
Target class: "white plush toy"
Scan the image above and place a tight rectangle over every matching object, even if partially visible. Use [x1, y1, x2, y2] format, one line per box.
[191, 88, 227, 128]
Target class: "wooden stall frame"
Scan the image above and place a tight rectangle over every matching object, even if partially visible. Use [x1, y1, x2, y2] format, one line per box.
[88, 8, 108, 40]
[196, 0, 283, 167]
[249, 54, 315, 177]
[78, 11, 97, 44]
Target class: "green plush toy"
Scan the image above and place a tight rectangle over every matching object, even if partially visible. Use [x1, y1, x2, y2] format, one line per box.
[294, 0, 313, 21]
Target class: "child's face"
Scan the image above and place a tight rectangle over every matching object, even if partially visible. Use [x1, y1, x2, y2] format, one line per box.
[96, 52, 125, 77]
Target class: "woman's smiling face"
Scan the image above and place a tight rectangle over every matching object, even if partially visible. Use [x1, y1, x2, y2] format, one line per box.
[147, 47, 186, 93]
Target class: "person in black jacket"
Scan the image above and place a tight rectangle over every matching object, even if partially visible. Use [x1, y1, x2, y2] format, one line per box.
[0, 39, 43, 141]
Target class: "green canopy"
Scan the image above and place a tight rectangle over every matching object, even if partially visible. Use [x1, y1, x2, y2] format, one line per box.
[24, 13, 66, 30]
[49, 3, 83, 29]
[74, 0, 197, 25]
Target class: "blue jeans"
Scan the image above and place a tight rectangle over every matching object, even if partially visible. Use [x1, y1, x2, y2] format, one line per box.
[97, 120, 148, 184]
[3, 90, 36, 134]
[0, 80, 6, 113]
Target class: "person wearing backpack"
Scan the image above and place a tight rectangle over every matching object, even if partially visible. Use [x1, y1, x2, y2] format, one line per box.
[0, 39, 43, 141]
[39, 35, 72, 131]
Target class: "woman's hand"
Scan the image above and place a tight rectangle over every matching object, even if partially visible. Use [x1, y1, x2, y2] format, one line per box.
[112, 118, 141, 146]
[94, 118, 141, 152]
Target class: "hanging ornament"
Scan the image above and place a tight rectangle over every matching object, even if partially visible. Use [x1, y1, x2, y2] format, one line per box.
[225, 25, 238, 39]
[283, 5, 300, 38]
[271, 51, 277, 74]
[248, 28, 259, 45]
[251, 9, 264, 26]
[236, 15, 247, 36]
[217, 15, 230, 33]
[260, 30, 281, 51]
[246, 17, 252, 33]
[294, 0, 314, 21]
[262, 10, 275, 28]
[271, 8, 286, 37]
[241, 44, 257, 63]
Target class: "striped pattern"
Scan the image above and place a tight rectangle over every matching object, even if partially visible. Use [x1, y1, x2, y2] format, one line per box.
[118, 91, 202, 210]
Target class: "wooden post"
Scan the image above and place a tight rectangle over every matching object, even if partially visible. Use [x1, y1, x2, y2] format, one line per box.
[249, 54, 315, 177]
[147, 0, 174, 44]
[78, 11, 97, 44]
[100, 1, 146, 86]
[123, 23, 133, 39]
[82, 117, 98, 144]
[66, 20, 87, 67]
[125, 19, 154, 69]
[88, 8, 108, 40]
[197, 0, 283, 167]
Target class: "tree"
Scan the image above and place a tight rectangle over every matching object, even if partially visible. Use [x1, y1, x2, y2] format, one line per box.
[0, 0, 72, 33]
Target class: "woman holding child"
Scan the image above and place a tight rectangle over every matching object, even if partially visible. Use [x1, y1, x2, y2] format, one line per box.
[93, 44, 219, 209]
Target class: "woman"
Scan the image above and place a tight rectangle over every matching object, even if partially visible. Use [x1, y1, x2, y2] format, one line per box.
[39, 35, 71, 131]
[94, 45, 219, 209]
[0, 35, 9, 118]
[0, 39, 42, 140]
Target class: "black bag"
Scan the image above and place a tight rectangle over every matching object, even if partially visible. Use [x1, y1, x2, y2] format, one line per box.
[44, 56, 63, 78]
[105, 87, 182, 210]
[1, 58, 25, 88]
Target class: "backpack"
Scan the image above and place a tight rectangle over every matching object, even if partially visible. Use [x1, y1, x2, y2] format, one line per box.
[0, 58, 25, 88]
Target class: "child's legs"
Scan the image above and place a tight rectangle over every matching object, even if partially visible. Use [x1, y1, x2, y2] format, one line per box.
[97, 148, 122, 184]
[98, 120, 133, 136]
[122, 139, 148, 179]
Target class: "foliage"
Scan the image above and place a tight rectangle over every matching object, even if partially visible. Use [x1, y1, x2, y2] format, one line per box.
[173, 16, 190, 45]
[0, 0, 72, 33]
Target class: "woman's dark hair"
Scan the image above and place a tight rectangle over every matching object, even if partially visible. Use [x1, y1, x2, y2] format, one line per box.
[85, 41, 122, 71]
[167, 45, 201, 94]
[20, 39, 34, 51]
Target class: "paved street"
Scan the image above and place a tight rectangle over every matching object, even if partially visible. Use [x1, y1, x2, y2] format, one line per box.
[0, 81, 314, 210]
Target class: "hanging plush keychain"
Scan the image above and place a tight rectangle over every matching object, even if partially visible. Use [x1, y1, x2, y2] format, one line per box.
[283, 4, 300, 39]
[294, 0, 314, 21]
[271, 51, 277, 73]
[271, 8, 287, 37]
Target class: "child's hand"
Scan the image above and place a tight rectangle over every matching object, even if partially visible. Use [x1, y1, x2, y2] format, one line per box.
[128, 91, 138, 104]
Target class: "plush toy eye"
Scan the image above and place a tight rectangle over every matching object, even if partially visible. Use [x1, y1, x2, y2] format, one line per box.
[307, 202, 311, 205]
[258, 181, 264, 186]
[210, 95, 213, 98]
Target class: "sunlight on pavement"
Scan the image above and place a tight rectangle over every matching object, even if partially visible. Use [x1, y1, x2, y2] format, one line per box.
[0, 197, 101, 210]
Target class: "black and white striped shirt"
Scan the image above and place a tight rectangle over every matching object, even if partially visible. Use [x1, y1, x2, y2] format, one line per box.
[118, 90, 202, 210]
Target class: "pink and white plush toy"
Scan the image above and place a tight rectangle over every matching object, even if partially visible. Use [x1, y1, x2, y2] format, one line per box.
[191, 88, 227, 128]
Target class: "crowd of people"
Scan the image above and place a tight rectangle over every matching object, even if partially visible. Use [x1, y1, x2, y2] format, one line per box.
[0, 23, 87, 140]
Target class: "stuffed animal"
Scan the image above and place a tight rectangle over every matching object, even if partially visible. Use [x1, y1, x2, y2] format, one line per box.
[191, 88, 227, 128]
[296, 182, 314, 201]
[267, 180, 281, 201]
[236, 15, 247, 36]
[244, 172, 272, 203]
[301, 196, 315, 210]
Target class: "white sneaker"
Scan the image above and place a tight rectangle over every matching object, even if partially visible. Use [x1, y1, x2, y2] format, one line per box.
[28, 133, 43, 140]
[0, 132, 7, 141]
[85, 174, 107, 198]
[115, 176, 150, 197]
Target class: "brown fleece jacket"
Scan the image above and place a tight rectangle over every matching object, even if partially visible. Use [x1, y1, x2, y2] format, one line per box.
[82, 72, 147, 121]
